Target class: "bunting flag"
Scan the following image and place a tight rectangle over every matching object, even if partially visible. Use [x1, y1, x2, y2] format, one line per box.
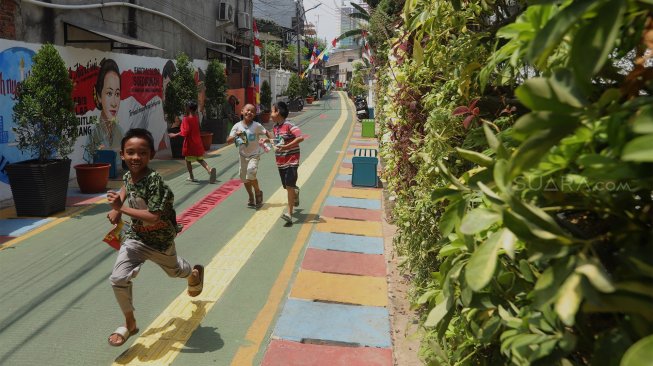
[301, 38, 338, 78]
[361, 31, 374, 65]
[253, 20, 261, 70]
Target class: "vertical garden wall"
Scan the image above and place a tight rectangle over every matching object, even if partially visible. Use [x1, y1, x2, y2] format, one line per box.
[370, 0, 653, 364]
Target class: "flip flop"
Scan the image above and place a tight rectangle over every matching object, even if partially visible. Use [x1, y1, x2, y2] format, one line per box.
[108, 326, 139, 347]
[187, 264, 204, 297]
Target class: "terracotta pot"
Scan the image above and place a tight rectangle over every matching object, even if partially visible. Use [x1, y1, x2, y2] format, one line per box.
[306, 96, 314, 104]
[259, 112, 271, 123]
[74, 163, 110, 193]
[200, 131, 213, 151]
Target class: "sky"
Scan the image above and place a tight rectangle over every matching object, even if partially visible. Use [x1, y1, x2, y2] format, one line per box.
[302, 0, 347, 43]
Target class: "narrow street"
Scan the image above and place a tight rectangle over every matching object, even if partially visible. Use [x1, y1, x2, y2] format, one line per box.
[0, 92, 396, 366]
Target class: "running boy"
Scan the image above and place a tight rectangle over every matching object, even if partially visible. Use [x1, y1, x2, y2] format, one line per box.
[270, 101, 304, 223]
[168, 101, 217, 183]
[227, 103, 272, 208]
[106, 128, 204, 347]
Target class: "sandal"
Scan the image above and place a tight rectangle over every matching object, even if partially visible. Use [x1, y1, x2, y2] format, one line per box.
[247, 198, 256, 208]
[108, 326, 139, 347]
[187, 264, 204, 297]
[186, 177, 198, 183]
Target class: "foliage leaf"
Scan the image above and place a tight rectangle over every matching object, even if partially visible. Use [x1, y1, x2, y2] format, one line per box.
[570, 0, 625, 82]
[465, 229, 506, 291]
[555, 272, 583, 326]
[620, 335, 653, 366]
[456, 148, 493, 167]
[527, 0, 596, 67]
[460, 208, 500, 235]
[424, 295, 453, 327]
[622, 134, 653, 162]
[515, 71, 586, 113]
[632, 105, 653, 134]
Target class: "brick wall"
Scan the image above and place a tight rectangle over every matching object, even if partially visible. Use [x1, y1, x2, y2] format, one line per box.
[0, 0, 16, 39]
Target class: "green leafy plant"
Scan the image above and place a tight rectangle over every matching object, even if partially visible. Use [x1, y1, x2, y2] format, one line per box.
[285, 73, 302, 99]
[163, 53, 197, 125]
[205, 59, 227, 119]
[12, 43, 79, 162]
[260, 80, 272, 112]
[375, 0, 653, 365]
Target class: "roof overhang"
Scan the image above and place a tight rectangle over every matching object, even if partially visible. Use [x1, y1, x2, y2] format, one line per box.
[63, 21, 165, 51]
[207, 47, 252, 63]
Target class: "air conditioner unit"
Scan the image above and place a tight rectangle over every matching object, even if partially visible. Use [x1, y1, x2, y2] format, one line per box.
[218, 1, 234, 22]
[237, 12, 250, 30]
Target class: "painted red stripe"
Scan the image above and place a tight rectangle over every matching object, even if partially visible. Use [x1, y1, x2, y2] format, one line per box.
[341, 162, 353, 169]
[0, 236, 16, 244]
[333, 180, 352, 188]
[321, 206, 382, 221]
[262, 340, 392, 366]
[301, 248, 386, 277]
[177, 179, 242, 234]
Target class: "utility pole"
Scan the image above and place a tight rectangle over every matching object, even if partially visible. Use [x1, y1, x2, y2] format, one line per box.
[296, 1, 302, 74]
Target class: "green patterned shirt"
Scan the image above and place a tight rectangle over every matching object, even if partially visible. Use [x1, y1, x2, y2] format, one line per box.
[123, 169, 181, 251]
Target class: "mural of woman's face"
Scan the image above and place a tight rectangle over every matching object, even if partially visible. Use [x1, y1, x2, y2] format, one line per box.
[100, 71, 120, 122]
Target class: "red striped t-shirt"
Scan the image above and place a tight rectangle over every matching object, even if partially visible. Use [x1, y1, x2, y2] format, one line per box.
[273, 121, 301, 168]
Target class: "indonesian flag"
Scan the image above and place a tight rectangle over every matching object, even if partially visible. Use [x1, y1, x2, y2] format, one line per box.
[361, 33, 374, 65]
[310, 42, 318, 64]
[253, 20, 261, 70]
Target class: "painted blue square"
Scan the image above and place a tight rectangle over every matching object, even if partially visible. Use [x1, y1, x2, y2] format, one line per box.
[0, 218, 54, 236]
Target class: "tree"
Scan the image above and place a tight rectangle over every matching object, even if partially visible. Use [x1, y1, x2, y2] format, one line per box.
[12, 43, 78, 162]
[163, 53, 197, 125]
[260, 80, 272, 112]
[205, 59, 227, 119]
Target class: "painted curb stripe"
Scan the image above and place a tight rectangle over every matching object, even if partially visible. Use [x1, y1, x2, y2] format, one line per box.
[321, 206, 382, 222]
[324, 197, 381, 210]
[262, 340, 392, 366]
[315, 217, 382, 237]
[307, 232, 384, 255]
[329, 187, 382, 200]
[289, 269, 388, 306]
[301, 248, 386, 277]
[271, 299, 391, 348]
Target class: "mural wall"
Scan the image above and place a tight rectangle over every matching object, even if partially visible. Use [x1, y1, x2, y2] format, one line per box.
[0, 39, 208, 202]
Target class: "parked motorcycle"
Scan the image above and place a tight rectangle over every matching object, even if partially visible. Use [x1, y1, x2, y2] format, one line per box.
[288, 96, 304, 112]
[355, 95, 369, 121]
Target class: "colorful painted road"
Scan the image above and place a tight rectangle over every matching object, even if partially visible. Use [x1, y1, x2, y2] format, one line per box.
[0, 92, 392, 366]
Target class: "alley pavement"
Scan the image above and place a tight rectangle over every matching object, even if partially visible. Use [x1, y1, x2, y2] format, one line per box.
[0, 92, 395, 366]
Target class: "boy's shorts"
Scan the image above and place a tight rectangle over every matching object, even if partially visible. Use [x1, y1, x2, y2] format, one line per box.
[185, 156, 204, 162]
[278, 166, 298, 189]
[239, 155, 260, 181]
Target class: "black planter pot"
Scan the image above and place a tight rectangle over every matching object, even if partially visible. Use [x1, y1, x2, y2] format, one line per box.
[204, 118, 227, 144]
[168, 127, 184, 159]
[6, 159, 71, 217]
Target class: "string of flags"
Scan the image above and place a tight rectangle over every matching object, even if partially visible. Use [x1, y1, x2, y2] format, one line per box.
[253, 20, 261, 112]
[301, 38, 337, 78]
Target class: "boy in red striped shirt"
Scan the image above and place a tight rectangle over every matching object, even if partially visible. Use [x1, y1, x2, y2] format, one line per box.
[270, 101, 304, 224]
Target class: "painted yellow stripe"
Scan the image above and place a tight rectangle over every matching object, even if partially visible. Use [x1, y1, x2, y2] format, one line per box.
[316, 217, 382, 237]
[290, 270, 388, 307]
[329, 187, 382, 199]
[339, 167, 352, 175]
[113, 92, 352, 366]
[229, 92, 355, 365]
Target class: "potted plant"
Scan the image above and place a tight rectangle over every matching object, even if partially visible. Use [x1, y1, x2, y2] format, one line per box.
[205, 59, 228, 143]
[74, 128, 111, 193]
[6, 44, 79, 217]
[302, 77, 313, 104]
[286, 74, 304, 112]
[259, 80, 272, 123]
[163, 53, 198, 158]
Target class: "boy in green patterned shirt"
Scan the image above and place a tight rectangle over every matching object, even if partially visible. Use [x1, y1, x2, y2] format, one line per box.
[106, 128, 204, 347]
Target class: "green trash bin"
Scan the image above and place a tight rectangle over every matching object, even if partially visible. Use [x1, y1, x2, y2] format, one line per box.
[361, 119, 375, 138]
